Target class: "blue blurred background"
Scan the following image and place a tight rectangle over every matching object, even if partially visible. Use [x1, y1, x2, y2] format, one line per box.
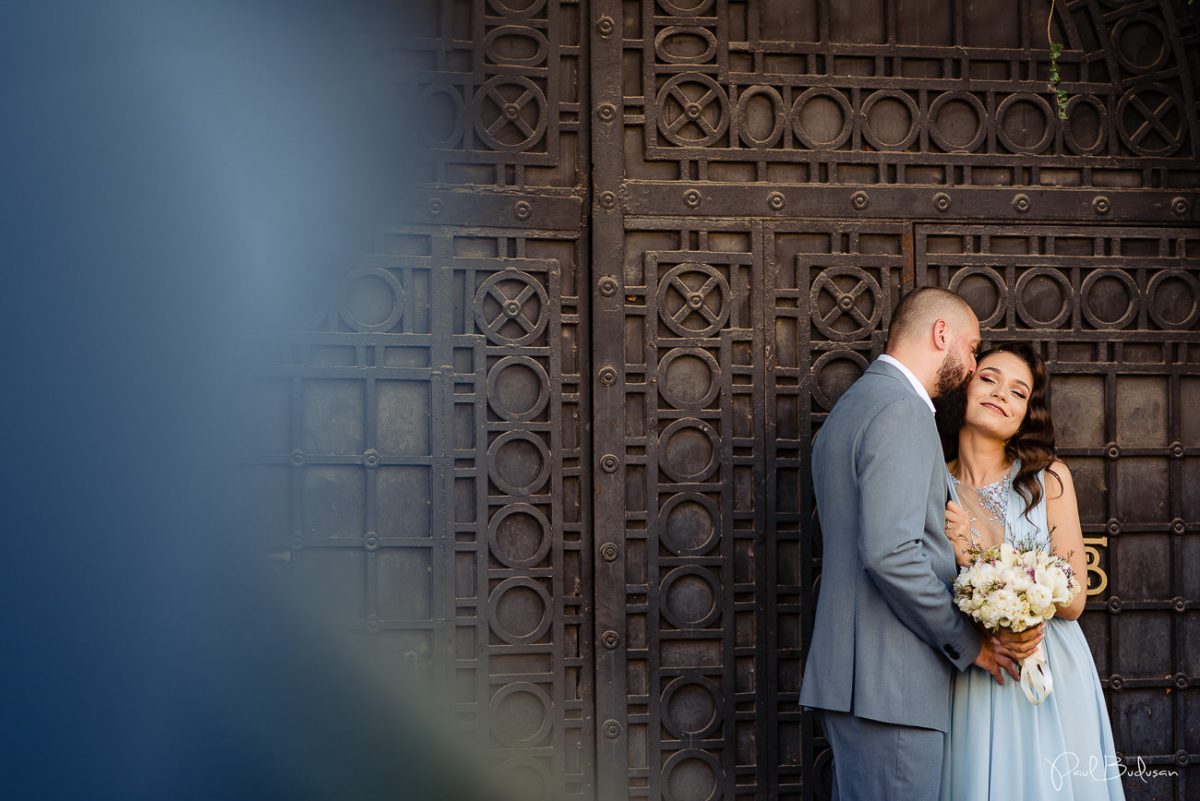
[0, 3, 487, 798]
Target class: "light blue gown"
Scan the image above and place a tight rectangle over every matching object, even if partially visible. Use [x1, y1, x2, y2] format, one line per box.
[940, 462, 1126, 801]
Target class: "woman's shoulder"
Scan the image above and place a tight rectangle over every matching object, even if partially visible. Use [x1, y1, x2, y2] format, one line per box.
[1039, 460, 1074, 501]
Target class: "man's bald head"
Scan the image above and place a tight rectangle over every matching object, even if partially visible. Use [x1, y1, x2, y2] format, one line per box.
[887, 287, 977, 350]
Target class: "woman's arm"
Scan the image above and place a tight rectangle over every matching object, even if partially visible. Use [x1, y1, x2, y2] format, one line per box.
[1044, 460, 1089, 621]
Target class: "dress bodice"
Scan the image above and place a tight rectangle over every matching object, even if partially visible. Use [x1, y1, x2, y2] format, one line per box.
[946, 459, 1052, 551]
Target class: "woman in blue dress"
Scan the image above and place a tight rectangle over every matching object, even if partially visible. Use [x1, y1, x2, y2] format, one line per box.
[935, 342, 1125, 801]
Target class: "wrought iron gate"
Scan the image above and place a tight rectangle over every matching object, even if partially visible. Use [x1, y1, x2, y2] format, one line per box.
[250, 1, 1200, 800]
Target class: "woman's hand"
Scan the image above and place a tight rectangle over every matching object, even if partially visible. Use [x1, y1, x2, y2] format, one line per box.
[944, 500, 972, 566]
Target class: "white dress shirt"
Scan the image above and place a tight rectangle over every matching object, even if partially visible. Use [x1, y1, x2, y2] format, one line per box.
[877, 354, 935, 414]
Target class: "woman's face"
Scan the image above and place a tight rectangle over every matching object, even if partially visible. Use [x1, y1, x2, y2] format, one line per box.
[963, 351, 1034, 441]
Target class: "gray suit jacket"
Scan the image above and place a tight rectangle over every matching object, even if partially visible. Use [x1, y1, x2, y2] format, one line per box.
[798, 358, 980, 732]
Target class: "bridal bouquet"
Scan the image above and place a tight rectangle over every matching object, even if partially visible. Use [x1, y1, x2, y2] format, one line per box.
[952, 538, 1080, 704]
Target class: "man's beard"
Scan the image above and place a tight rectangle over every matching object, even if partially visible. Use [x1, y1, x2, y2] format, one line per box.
[933, 349, 970, 398]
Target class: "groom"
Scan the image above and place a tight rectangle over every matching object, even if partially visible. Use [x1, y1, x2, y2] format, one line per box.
[799, 287, 1039, 800]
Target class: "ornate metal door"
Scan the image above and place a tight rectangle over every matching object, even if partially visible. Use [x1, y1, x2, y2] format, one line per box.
[589, 2, 1200, 801]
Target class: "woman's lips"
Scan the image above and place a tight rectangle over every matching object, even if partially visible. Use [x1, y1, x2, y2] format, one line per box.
[981, 401, 1006, 417]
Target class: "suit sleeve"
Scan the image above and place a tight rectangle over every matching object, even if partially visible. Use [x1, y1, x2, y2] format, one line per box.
[856, 398, 980, 671]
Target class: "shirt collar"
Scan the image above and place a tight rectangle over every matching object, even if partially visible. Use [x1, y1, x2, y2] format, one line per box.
[877, 354, 936, 414]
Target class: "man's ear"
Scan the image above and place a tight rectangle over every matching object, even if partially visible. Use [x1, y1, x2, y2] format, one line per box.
[932, 318, 948, 350]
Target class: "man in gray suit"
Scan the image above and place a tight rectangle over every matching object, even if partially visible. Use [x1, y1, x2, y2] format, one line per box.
[799, 288, 1042, 800]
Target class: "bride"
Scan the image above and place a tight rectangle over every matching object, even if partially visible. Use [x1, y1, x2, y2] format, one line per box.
[936, 342, 1126, 801]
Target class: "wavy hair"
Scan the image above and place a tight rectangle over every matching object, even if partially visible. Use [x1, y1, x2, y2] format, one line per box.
[935, 342, 1060, 519]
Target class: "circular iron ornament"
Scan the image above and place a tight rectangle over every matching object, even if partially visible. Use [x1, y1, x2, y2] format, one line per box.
[474, 75, 548, 152]
[595, 15, 615, 36]
[290, 449, 306, 467]
[1117, 83, 1185, 157]
[657, 347, 721, 410]
[860, 90, 920, 151]
[596, 103, 617, 123]
[600, 454, 620, 473]
[598, 275, 619, 296]
[1111, 13, 1170, 74]
[657, 0, 716, 15]
[655, 26, 719, 65]
[656, 73, 730, 147]
[1012, 193, 1031, 213]
[1171, 441, 1184, 458]
[1173, 597, 1188, 612]
[660, 675, 722, 739]
[1092, 196, 1111, 215]
[996, 93, 1055, 154]
[659, 491, 721, 555]
[599, 542, 619, 562]
[658, 417, 721, 483]
[811, 350, 869, 411]
[735, 85, 785, 148]
[657, 263, 731, 337]
[1147, 270, 1200, 329]
[483, 25, 549, 67]
[487, 430, 551, 496]
[661, 749, 722, 801]
[340, 267, 407, 332]
[1080, 269, 1140, 330]
[1107, 518, 1120, 536]
[489, 577, 552, 645]
[1012, 267, 1070, 326]
[487, 355, 550, 422]
[474, 270, 549, 345]
[1108, 597, 1122, 614]
[364, 531, 379, 551]
[933, 192, 952, 212]
[1176, 751, 1190, 768]
[810, 266, 883, 342]
[1172, 518, 1186, 535]
[660, 566, 721, 628]
[1171, 196, 1190, 216]
[949, 266, 1008, 329]
[429, 197, 444, 216]
[767, 191, 786, 210]
[489, 681, 553, 745]
[417, 84, 465, 148]
[602, 719, 622, 739]
[598, 365, 617, 386]
[598, 191, 618, 210]
[600, 630, 620, 649]
[1063, 94, 1108, 155]
[851, 190, 870, 210]
[1108, 673, 1124, 689]
[487, 0, 547, 18]
[683, 188, 702, 208]
[791, 88, 853, 149]
[928, 91, 988, 152]
[488, 502, 552, 569]
[514, 200, 532, 220]
[494, 757, 552, 801]
[1105, 442, 1120, 460]
[363, 449, 381, 468]
[1176, 673, 1190, 689]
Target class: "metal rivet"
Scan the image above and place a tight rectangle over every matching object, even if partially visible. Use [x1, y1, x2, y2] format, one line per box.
[367, 615, 380, 633]
[598, 275, 618, 296]
[684, 189, 702, 208]
[291, 531, 304, 549]
[1170, 441, 1184, 458]
[598, 366, 617, 386]
[290, 449, 306, 467]
[767, 191, 785, 210]
[364, 532, 379, 551]
[1108, 673, 1124, 690]
[1107, 518, 1120, 536]
[933, 192, 951, 212]
[1105, 442, 1120, 460]
[1173, 597, 1188, 613]
[1176, 750, 1190, 767]
[514, 200, 532, 220]
[1171, 196, 1190, 216]
[595, 15, 615, 36]
[363, 449, 380, 468]
[602, 719, 622, 738]
[600, 454, 619, 473]
[598, 191, 617, 210]
[1108, 596, 1122, 614]
[1172, 518, 1185, 535]
[600, 542, 618, 562]
[428, 198, 443, 216]
[1092, 195, 1110, 215]
[1012, 193, 1031, 213]
[851, 190, 870, 210]
[600, 630, 620, 649]
[597, 103, 617, 123]
[1174, 673, 1189, 689]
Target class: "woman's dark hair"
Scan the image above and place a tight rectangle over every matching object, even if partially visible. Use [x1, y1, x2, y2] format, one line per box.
[935, 342, 1060, 518]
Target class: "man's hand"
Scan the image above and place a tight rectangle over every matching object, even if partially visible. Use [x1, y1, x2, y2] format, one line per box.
[994, 623, 1045, 662]
[973, 635, 1019, 684]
